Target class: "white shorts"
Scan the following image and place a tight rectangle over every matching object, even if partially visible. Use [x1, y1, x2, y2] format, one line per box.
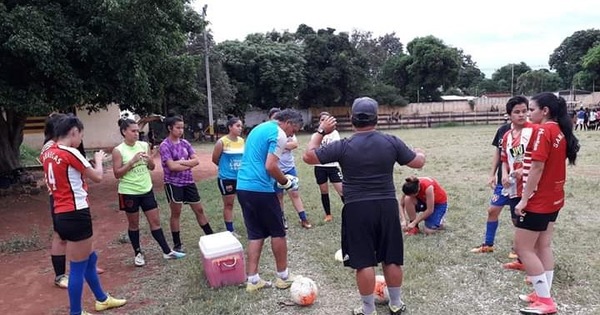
[576, 118, 584, 124]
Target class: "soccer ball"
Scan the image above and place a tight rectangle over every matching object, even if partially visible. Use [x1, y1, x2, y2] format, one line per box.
[290, 276, 318, 306]
[374, 275, 389, 303]
[276, 174, 299, 189]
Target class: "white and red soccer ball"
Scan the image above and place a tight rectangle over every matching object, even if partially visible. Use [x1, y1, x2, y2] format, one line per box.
[290, 276, 318, 306]
[374, 275, 390, 303]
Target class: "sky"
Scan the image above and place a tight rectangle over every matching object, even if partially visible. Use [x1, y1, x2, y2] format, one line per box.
[191, 0, 599, 78]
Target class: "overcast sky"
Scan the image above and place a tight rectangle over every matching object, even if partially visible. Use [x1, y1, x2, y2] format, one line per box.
[191, 0, 599, 78]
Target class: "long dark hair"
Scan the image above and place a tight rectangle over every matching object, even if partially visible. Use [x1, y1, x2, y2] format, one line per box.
[43, 113, 67, 144]
[531, 92, 580, 165]
[402, 176, 420, 195]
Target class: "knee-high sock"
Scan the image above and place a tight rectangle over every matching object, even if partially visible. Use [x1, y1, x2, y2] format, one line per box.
[68, 259, 88, 315]
[484, 221, 499, 246]
[84, 252, 107, 302]
[128, 229, 141, 255]
[51, 255, 66, 277]
[151, 228, 172, 254]
[321, 194, 331, 215]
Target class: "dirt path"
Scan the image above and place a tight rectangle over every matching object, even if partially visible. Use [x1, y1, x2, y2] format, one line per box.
[0, 153, 216, 315]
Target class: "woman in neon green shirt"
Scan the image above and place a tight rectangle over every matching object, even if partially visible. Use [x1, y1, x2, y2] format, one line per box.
[112, 118, 185, 267]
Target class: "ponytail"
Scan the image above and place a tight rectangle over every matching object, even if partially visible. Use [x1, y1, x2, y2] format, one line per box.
[402, 176, 420, 195]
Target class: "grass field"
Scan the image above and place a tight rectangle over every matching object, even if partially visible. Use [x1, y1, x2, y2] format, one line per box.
[122, 125, 599, 315]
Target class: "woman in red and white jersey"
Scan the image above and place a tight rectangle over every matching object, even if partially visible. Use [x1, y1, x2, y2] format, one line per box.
[41, 115, 126, 315]
[513, 93, 579, 315]
[400, 176, 448, 235]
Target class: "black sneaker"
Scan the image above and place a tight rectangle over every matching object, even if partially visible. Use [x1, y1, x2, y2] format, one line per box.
[173, 245, 186, 253]
[389, 302, 407, 315]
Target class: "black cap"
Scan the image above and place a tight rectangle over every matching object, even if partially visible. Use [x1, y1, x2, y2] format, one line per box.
[352, 97, 378, 121]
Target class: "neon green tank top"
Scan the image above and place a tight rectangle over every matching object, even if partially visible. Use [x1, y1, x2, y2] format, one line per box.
[116, 141, 153, 194]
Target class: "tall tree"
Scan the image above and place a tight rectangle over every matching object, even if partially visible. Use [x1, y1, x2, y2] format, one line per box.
[549, 29, 600, 88]
[456, 50, 484, 95]
[491, 62, 532, 93]
[297, 25, 369, 107]
[217, 34, 306, 110]
[0, 0, 203, 174]
[516, 69, 562, 95]
[351, 31, 403, 82]
[580, 44, 600, 91]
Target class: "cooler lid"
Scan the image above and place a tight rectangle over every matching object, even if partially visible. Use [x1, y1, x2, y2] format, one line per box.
[199, 231, 243, 259]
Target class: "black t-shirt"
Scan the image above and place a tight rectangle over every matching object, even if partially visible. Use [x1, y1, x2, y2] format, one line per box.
[492, 123, 511, 184]
[315, 130, 416, 204]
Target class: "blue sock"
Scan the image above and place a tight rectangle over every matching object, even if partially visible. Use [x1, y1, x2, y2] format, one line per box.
[225, 221, 234, 232]
[484, 221, 499, 246]
[84, 252, 107, 302]
[68, 259, 88, 315]
[298, 211, 307, 221]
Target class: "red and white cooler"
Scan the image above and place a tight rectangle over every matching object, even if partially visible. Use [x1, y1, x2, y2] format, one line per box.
[199, 231, 245, 288]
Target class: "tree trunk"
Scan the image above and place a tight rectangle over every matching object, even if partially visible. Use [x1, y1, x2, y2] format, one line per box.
[0, 108, 27, 174]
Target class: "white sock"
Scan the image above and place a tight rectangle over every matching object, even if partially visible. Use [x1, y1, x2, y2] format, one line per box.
[247, 273, 260, 284]
[545, 270, 554, 291]
[530, 273, 550, 298]
[276, 268, 289, 279]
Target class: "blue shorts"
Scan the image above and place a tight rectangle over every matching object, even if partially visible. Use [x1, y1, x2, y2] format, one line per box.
[416, 200, 447, 230]
[490, 184, 520, 220]
[274, 167, 298, 193]
[237, 190, 286, 240]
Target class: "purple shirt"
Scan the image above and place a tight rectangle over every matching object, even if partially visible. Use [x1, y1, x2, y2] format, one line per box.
[159, 138, 196, 186]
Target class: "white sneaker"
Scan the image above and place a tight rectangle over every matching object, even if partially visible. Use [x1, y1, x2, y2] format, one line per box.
[134, 252, 145, 267]
[163, 250, 186, 260]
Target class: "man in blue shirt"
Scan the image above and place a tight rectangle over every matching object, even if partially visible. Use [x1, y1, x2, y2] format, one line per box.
[237, 109, 304, 292]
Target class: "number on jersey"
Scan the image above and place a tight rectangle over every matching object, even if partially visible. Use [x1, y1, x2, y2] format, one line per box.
[46, 162, 57, 191]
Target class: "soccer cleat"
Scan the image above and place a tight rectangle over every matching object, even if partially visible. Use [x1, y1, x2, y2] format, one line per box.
[246, 279, 272, 292]
[163, 250, 186, 260]
[519, 292, 539, 303]
[519, 301, 557, 314]
[324, 214, 333, 222]
[389, 302, 407, 314]
[508, 250, 519, 259]
[134, 252, 145, 267]
[79, 311, 93, 315]
[274, 273, 301, 289]
[95, 294, 127, 311]
[503, 260, 525, 271]
[352, 306, 378, 315]
[54, 274, 69, 289]
[404, 227, 420, 236]
[470, 244, 494, 253]
[300, 220, 312, 229]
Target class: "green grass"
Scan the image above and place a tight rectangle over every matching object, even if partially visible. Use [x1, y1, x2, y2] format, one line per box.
[20, 144, 41, 166]
[118, 125, 599, 315]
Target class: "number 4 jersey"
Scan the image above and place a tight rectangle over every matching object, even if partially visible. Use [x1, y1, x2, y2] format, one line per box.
[40, 143, 92, 213]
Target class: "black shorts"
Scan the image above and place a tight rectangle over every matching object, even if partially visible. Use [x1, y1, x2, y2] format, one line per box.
[217, 178, 237, 196]
[165, 183, 201, 204]
[48, 195, 59, 233]
[516, 210, 559, 232]
[314, 166, 343, 185]
[54, 208, 93, 242]
[237, 190, 285, 240]
[119, 190, 158, 213]
[341, 199, 404, 269]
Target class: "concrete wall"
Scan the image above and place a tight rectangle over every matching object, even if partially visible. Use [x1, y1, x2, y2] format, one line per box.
[23, 104, 123, 150]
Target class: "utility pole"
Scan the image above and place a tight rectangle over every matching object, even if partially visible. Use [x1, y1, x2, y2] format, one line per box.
[510, 64, 514, 96]
[201, 5, 214, 141]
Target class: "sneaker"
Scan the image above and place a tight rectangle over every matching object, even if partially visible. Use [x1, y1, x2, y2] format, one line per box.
[404, 226, 420, 236]
[503, 260, 525, 271]
[324, 214, 333, 222]
[509, 250, 519, 259]
[470, 244, 494, 253]
[134, 252, 145, 267]
[519, 301, 557, 314]
[389, 302, 407, 314]
[173, 245, 185, 253]
[246, 279, 272, 292]
[352, 306, 378, 315]
[163, 250, 186, 260]
[95, 294, 127, 311]
[79, 311, 92, 315]
[274, 273, 301, 289]
[54, 274, 68, 289]
[300, 220, 312, 229]
[519, 292, 539, 303]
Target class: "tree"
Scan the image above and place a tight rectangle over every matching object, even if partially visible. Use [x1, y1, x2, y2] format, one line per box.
[297, 25, 369, 107]
[580, 44, 600, 91]
[351, 31, 403, 82]
[0, 0, 204, 174]
[456, 50, 484, 95]
[516, 69, 562, 95]
[404, 36, 462, 102]
[217, 33, 306, 110]
[491, 62, 531, 93]
[476, 79, 500, 95]
[549, 29, 600, 88]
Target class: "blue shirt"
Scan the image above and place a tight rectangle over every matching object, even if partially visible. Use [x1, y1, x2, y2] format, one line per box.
[217, 136, 245, 180]
[237, 121, 287, 192]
